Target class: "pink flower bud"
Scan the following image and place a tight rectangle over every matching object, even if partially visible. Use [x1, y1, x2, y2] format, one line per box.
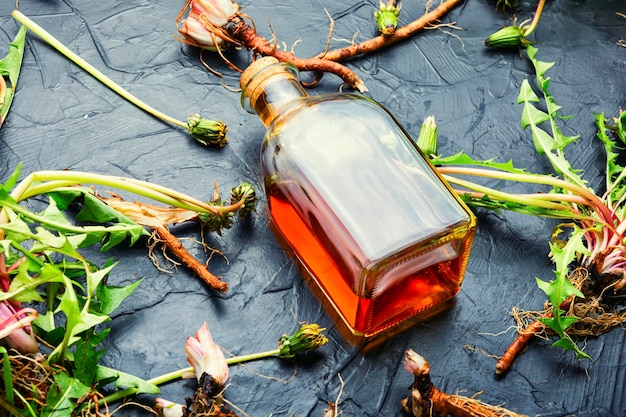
[403, 349, 428, 377]
[184, 321, 228, 387]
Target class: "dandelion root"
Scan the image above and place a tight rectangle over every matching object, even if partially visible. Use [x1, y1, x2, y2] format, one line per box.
[402, 349, 527, 417]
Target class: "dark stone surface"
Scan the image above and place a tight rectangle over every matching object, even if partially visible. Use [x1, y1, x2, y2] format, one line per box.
[1, 0, 625, 415]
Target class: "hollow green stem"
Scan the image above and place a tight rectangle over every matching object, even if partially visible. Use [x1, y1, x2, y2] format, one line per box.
[9, 170, 225, 215]
[97, 349, 281, 407]
[443, 175, 576, 214]
[11, 10, 184, 128]
[438, 166, 616, 225]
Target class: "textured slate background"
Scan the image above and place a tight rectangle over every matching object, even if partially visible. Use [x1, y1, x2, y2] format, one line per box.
[1, 1, 625, 416]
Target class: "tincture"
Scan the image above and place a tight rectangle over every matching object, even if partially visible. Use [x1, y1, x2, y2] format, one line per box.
[240, 57, 476, 337]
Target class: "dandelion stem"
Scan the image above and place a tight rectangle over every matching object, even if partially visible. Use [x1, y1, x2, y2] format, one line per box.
[97, 349, 281, 407]
[9, 170, 223, 215]
[11, 10, 186, 128]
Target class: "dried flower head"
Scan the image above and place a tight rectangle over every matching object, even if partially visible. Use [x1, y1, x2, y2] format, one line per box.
[278, 323, 328, 358]
[186, 114, 229, 147]
[374, 0, 402, 36]
[184, 321, 229, 388]
[403, 349, 429, 377]
[176, 0, 241, 51]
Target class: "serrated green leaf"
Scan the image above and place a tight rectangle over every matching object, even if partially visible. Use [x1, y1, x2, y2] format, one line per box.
[47, 189, 83, 211]
[517, 79, 542, 105]
[95, 277, 142, 316]
[617, 110, 626, 144]
[2, 196, 146, 251]
[431, 151, 529, 174]
[33, 310, 58, 334]
[522, 46, 587, 188]
[1, 163, 22, 193]
[595, 112, 626, 205]
[0, 26, 26, 127]
[86, 262, 116, 297]
[3, 262, 65, 303]
[76, 192, 136, 224]
[535, 227, 591, 360]
[526, 45, 554, 77]
[73, 329, 109, 386]
[42, 371, 91, 417]
[95, 365, 160, 394]
[552, 337, 592, 360]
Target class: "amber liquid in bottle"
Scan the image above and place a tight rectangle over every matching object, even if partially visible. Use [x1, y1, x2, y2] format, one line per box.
[241, 58, 476, 337]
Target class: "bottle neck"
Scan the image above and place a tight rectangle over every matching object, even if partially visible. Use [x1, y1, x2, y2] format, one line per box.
[241, 61, 309, 127]
[250, 76, 308, 126]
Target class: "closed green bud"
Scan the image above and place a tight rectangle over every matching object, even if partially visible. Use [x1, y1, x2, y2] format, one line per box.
[230, 182, 256, 217]
[277, 323, 328, 358]
[374, 0, 401, 36]
[186, 114, 229, 147]
[416, 115, 438, 158]
[484, 25, 530, 48]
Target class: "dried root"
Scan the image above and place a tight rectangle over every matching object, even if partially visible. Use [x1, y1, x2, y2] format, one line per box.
[402, 350, 527, 417]
[100, 194, 229, 293]
[317, 0, 464, 63]
[183, 373, 240, 417]
[0, 352, 53, 411]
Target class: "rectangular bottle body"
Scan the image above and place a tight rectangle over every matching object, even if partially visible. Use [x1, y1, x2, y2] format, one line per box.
[261, 96, 476, 336]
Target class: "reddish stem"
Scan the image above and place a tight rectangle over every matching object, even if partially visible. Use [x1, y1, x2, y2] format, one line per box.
[225, 16, 367, 92]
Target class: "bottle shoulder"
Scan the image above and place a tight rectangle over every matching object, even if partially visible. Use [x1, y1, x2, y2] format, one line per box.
[268, 93, 395, 132]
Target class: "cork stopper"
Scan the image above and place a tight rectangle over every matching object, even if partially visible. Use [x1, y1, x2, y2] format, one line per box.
[240, 57, 299, 113]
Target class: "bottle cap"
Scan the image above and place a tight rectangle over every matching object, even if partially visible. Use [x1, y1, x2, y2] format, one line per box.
[240, 57, 299, 113]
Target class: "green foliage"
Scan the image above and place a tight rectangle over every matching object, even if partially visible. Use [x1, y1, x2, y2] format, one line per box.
[0, 175, 158, 415]
[432, 151, 528, 175]
[42, 371, 92, 417]
[422, 47, 626, 363]
[519, 46, 585, 189]
[595, 111, 626, 214]
[0, 347, 14, 406]
[535, 227, 591, 360]
[95, 365, 160, 394]
[0, 26, 26, 127]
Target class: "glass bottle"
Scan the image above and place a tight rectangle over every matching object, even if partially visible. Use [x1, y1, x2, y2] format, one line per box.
[240, 57, 476, 337]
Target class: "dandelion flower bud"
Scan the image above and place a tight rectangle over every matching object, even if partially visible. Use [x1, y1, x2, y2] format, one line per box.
[415, 115, 438, 158]
[230, 182, 256, 217]
[186, 114, 228, 147]
[374, 0, 402, 36]
[277, 323, 328, 358]
[484, 25, 530, 48]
